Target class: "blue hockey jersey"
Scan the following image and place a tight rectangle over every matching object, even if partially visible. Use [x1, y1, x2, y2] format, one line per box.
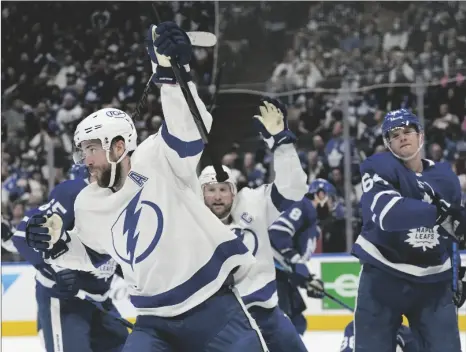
[269, 196, 320, 263]
[341, 321, 418, 352]
[352, 152, 461, 283]
[13, 179, 117, 300]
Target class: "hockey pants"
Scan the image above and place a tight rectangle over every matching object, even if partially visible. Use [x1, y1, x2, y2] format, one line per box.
[275, 269, 307, 335]
[354, 263, 461, 352]
[122, 286, 268, 351]
[36, 287, 128, 352]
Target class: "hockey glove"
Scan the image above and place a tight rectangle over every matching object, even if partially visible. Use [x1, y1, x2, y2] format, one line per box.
[253, 97, 296, 151]
[54, 269, 79, 297]
[277, 248, 324, 298]
[453, 266, 466, 308]
[25, 214, 69, 259]
[146, 22, 192, 85]
[305, 275, 325, 299]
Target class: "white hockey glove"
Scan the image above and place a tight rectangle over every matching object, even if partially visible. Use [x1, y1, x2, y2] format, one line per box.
[145, 22, 192, 85]
[25, 214, 69, 259]
[253, 97, 296, 151]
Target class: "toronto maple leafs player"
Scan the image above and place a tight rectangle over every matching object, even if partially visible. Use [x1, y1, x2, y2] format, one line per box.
[352, 108, 466, 351]
[199, 97, 308, 352]
[11, 165, 128, 352]
[25, 22, 266, 352]
[270, 179, 337, 335]
[340, 321, 419, 352]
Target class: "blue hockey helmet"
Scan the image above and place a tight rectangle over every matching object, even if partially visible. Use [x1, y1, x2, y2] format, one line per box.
[307, 178, 338, 212]
[308, 178, 337, 196]
[68, 164, 90, 180]
[381, 109, 424, 161]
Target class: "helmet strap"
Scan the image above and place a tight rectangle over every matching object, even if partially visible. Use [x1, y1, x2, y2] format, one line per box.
[384, 133, 424, 161]
[105, 149, 129, 188]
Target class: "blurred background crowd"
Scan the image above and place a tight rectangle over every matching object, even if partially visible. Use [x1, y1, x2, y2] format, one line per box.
[2, 1, 466, 261]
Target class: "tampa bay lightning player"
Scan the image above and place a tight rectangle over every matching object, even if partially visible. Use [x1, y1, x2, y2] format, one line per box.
[352, 108, 465, 351]
[12, 165, 128, 352]
[270, 179, 340, 335]
[341, 321, 419, 352]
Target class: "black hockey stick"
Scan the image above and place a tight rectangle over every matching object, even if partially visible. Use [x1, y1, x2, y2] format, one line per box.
[84, 297, 134, 329]
[131, 73, 155, 120]
[150, 3, 228, 182]
[307, 282, 355, 313]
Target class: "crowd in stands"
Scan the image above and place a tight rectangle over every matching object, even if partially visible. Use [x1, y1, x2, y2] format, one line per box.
[2, 2, 465, 261]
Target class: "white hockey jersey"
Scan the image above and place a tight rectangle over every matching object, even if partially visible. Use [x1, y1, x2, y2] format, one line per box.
[47, 82, 255, 317]
[229, 144, 308, 309]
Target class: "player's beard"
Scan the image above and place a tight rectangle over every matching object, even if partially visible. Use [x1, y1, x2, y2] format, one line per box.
[98, 162, 123, 188]
[209, 202, 232, 220]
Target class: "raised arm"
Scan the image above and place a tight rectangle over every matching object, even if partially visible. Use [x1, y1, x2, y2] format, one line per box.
[146, 23, 212, 182]
[250, 97, 307, 225]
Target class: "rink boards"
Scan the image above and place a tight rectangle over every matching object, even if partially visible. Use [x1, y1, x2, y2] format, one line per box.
[2, 253, 466, 336]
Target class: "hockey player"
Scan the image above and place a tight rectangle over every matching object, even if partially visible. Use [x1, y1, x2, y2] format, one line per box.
[270, 179, 336, 335]
[352, 108, 466, 351]
[199, 97, 309, 351]
[25, 22, 266, 352]
[340, 321, 419, 352]
[11, 165, 128, 352]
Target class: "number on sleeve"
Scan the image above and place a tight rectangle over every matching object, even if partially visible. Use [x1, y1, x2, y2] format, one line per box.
[361, 173, 374, 193]
[361, 173, 389, 193]
[38, 199, 67, 216]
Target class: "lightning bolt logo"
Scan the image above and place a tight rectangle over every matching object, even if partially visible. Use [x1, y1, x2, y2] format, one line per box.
[123, 189, 143, 269]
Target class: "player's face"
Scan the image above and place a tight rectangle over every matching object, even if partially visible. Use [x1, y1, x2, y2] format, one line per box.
[81, 140, 112, 188]
[203, 183, 234, 219]
[387, 126, 421, 158]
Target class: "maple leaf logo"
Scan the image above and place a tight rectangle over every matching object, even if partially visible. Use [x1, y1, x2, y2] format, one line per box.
[405, 226, 440, 251]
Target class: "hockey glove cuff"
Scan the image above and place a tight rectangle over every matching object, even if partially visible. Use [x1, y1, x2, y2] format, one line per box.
[253, 97, 296, 151]
[146, 23, 192, 85]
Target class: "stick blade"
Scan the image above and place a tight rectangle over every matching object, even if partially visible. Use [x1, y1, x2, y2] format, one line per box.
[188, 31, 217, 47]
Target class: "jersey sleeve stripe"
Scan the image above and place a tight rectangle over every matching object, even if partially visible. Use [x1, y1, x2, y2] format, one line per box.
[268, 224, 294, 236]
[370, 190, 401, 212]
[378, 197, 402, 230]
[275, 217, 296, 232]
[160, 122, 204, 158]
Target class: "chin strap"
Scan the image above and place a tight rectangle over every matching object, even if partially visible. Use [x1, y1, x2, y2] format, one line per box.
[385, 133, 424, 161]
[105, 149, 129, 188]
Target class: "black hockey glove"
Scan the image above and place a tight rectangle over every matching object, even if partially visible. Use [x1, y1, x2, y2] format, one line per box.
[305, 275, 325, 299]
[278, 248, 325, 299]
[453, 267, 466, 308]
[54, 269, 79, 297]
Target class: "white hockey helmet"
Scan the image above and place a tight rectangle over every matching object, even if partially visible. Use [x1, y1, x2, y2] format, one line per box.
[199, 165, 237, 195]
[73, 108, 137, 187]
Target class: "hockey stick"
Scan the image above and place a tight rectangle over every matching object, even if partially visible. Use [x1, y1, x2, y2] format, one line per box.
[307, 282, 355, 313]
[150, 4, 227, 182]
[83, 297, 134, 329]
[170, 61, 228, 182]
[275, 262, 354, 313]
[132, 73, 155, 120]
